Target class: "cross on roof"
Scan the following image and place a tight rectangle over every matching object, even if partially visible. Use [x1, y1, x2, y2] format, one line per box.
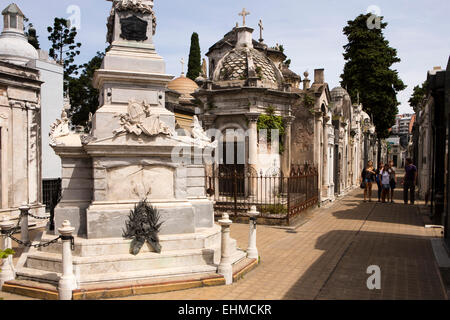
[258, 19, 264, 42]
[239, 8, 250, 26]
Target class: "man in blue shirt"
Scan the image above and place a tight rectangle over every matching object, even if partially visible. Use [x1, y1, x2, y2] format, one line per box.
[403, 158, 418, 205]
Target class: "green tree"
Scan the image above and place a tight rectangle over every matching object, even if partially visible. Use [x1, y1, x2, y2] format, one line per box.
[408, 81, 428, 113]
[68, 51, 105, 128]
[47, 18, 82, 87]
[340, 14, 406, 139]
[257, 106, 286, 154]
[186, 32, 201, 81]
[24, 17, 40, 49]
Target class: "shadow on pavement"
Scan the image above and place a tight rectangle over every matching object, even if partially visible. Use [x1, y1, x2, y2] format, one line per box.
[282, 229, 446, 300]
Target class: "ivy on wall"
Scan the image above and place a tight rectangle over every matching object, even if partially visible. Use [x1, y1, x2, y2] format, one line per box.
[257, 106, 286, 154]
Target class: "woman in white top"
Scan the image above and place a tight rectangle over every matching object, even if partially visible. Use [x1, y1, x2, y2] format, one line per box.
[380, 164, 392, 203]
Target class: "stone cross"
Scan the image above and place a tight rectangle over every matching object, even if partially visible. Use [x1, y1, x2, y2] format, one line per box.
[180, 58, 185, 75]
[258, 19, 264, 42]
[239, 8, 250, 26]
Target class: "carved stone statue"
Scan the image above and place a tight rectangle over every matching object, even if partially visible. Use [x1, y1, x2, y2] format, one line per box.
[201, 59, 207, 78]
[49, 109, 70, 146]
[114, 99, 172, 137]
[191, 116, 218, 148]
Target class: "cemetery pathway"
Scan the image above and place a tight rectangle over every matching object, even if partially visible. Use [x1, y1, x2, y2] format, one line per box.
[114, 188, 447, 300]
[0, 187, 447, 300]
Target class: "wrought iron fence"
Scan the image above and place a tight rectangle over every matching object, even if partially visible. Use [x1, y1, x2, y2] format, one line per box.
[42, 178, 62, 231]
[206, 164, 319, 225]
[42, 178, 62, 212]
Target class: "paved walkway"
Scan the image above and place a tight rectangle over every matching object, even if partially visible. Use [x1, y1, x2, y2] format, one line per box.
[114, 188, 447, 300]
[1, 187, 447, 300]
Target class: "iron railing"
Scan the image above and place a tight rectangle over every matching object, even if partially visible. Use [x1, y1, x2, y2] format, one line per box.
[206, 164, 319, 225]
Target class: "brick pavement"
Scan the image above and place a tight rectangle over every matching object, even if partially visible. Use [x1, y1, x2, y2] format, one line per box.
[1, 187, 447, 300]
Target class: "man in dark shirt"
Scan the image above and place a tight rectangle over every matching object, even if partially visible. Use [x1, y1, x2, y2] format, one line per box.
[403, 158, 418, 205]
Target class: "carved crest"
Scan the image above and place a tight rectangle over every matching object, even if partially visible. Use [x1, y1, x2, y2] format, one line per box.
[114, 100, 172, 137]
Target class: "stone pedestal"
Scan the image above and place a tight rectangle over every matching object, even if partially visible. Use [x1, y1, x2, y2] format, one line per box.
[19, 204, 29, 244]
[0, 216, 15, 286]
[218, 213, 233, 285]
[246, 206, 259, 260]
[58, 221, 77, 300]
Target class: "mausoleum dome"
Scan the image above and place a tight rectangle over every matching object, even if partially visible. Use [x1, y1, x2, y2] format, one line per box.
[0, 3, 38, 65]
[330, 87, 349, 102]
[167, 73, 199, 100]
[214, 48, 282, 85]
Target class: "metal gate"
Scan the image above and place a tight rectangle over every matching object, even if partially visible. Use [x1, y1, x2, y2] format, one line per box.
[206, 164, 319, 225]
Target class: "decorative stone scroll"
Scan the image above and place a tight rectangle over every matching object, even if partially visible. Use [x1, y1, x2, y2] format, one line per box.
[113, 99, 172, 137]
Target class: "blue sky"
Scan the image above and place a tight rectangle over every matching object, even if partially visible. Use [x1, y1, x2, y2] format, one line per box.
[3, 0, 449, 113]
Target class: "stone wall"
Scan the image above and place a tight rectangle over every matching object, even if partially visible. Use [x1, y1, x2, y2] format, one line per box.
[291, 101, 315, 165]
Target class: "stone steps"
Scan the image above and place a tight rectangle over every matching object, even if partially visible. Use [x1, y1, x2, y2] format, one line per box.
[38, 226, 221, 257]
[16, 264, 220, 286]
[25, 248, 216, 274]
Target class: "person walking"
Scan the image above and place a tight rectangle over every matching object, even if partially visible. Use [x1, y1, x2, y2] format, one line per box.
[380, 163, 391, 203]
[375, 162, 384, 202]
[389, 160, 397, 203]
[361, 160, 376, 202]
[403, 158, 418, 205]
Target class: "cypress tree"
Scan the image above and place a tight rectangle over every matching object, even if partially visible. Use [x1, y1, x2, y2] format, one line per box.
[186, 32, 201, 81]
[340, 14, 406, 139]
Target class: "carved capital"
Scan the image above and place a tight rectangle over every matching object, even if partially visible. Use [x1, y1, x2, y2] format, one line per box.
[201, 114, 217, 128]
[246, 112, 260, 123]
[9, 100, 25, 109]
[283, 115, 295, 126]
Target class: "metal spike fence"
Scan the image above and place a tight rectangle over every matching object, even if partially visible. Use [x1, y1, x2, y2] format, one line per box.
[206, 164, 319, 225]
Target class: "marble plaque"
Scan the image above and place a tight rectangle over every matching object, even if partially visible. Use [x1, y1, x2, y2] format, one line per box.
[106, 165, 174, 201]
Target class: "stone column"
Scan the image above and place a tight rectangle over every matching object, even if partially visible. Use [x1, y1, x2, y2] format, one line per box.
[218, 213, 233, 285]
[246, 206, 259, 260]
[314, 112, 324, 201]
[246, 114, 259, 168]
[0, 120, 9, 209]
[322, 117, 331, 200]
[58, 220, 77, 300]
[281, 116, 295, 177]
[0, 216, 16, 286]
[246, 113, 259, 197]
[19, 204, 30, 244]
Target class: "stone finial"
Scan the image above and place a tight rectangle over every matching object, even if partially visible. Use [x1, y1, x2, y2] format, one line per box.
[248, 206, 259, 217]
[219, 213, 232, 225]
[58, 220, 75, 236]
[19, 203, 30, 211]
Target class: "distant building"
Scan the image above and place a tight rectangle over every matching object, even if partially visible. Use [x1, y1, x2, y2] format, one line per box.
[392, 113, 414, 136]
[0, 3, 63, 217]
[386, 136, 404, 168]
